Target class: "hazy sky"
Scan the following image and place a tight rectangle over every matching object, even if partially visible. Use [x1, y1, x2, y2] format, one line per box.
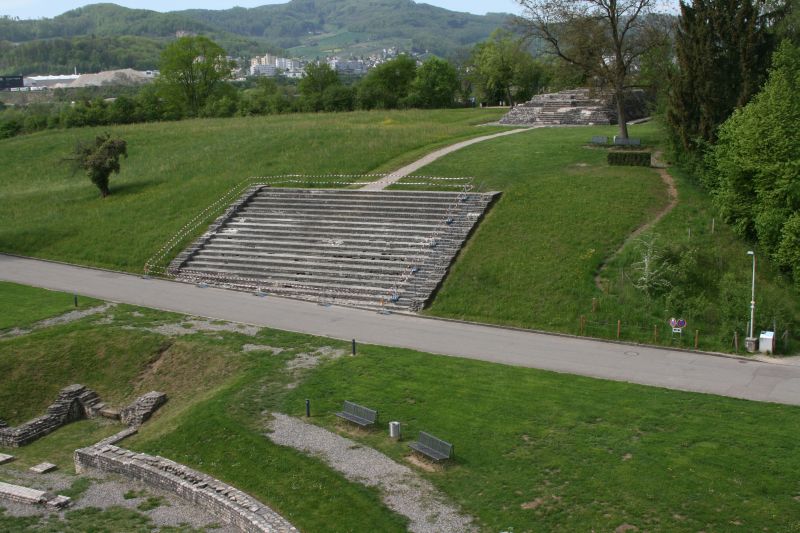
[0, 0, 523, 19]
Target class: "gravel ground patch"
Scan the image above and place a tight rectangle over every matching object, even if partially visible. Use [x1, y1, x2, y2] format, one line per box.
[286, 347, 346, 371]
[266, 412, 475, 533]
[0, 303, 116, 339]
[242, 344, 284, 354]
[0, 469, 235, 531]
[129, 317, 261, 337]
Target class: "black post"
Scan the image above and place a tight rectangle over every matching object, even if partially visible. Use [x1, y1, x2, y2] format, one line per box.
[305, 399, 310, 417]
[73, 294, 78, 307]
[352, 339, 356, 355]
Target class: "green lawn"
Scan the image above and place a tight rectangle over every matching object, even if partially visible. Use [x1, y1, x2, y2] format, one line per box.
[0, 281, 101, 330]
[3, 289, 800, 532]
[405, 123, 665, 329]
[400, 121, 799, 353]
[0, 109, 505, 273]
[282, 344, 800, 532]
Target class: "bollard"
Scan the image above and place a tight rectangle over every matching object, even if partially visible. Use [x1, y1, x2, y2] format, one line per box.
[617, 320, 621, 339]
[694, 330, 699, 349]
[305, 399, 310, 418]
[74, 294, 78, 308]
[352, 339, 356, 356]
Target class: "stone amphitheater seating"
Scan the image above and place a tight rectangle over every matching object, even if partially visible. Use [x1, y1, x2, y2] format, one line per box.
[170, 187, 497, 311]
[499, 88, 648, 126]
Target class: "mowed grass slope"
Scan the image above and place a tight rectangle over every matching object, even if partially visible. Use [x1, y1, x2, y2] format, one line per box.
[0, 109, 504, 272]
[403, 122, 666, 331]
[3, 285, 800, 532]
[282, 346, 800, 532]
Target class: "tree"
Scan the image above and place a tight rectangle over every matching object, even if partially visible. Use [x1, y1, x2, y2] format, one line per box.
[298, 62, 342, 112]
[71, 133, 128, 198]
[157, 36, 233, 116]
[705, 40, 800, 283]
[666, 0, 778, 156]
[468, 30, 546, 107]
[406, 57, 460, 108]
[516, 0, 671, 138]
[356, 55, 417, 110]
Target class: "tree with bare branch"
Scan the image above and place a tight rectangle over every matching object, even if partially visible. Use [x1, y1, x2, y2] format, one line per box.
[515, 0, 672, 138]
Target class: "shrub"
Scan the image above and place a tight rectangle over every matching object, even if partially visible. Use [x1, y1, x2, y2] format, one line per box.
[608, 150, 651, 167]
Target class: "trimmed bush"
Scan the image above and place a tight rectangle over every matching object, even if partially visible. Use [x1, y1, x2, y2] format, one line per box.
[608, 150, 651, 167]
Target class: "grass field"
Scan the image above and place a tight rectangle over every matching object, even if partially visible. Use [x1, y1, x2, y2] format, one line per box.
[0, 281, 101, 330]
[400, 121, 800, 353]
[0, 109, 505, 272]
[3, 289, 800, 532]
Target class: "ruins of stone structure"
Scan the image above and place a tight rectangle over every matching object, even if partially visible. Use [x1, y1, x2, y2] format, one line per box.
[499, 88, 649, 126]
[0, 481, 71, 510]
[76, 443, 297, 532]
[0, 384, 105, 447]
[120, 391, 167, 427]
[0, 386, 167, 447]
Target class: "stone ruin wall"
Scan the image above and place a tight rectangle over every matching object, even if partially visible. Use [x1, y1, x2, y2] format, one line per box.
[75, 443, 297, 533]
[0, 385, 166, 447]
[0, 384, 103, 447]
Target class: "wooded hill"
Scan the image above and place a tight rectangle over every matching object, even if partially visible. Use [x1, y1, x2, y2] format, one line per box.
[0, 1, 510, 75]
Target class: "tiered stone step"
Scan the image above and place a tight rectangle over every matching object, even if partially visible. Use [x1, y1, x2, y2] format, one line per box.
[171, 188, 497, 311]
[500, 87, 648, 126]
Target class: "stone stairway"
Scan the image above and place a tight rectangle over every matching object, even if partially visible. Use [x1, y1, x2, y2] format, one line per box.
[500, 88, 648, 126]
[170, 187, 498, 311]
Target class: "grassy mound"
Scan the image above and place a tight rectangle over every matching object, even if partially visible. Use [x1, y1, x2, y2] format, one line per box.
[3, 287, 800, 531]
[0, 109, 504, 272]
[402, 121, 799, 353]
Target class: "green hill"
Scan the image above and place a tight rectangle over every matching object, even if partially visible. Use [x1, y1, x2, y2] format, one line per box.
[0, 1, 510, 75]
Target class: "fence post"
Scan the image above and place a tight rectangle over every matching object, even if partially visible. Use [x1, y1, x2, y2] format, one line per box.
[579, 315, 585, 336]
[654, 324, 658, 343]
[734, 331, 739, 352]
[617, 320, 621, 340]
[592, 298, 597, 313]
[694, 330, 699, 349]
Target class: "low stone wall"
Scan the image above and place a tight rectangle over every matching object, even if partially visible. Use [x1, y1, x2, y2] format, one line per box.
[75, 444, 296, 533]
[0, 481, 71, 509]
[0, 384, 104, 447]
[120, 391, 167, 427]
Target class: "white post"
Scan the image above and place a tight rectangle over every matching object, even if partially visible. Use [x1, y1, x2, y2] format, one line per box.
[746, 250, 757, 352]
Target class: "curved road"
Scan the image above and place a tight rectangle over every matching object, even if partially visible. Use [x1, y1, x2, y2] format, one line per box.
[2, 254, 800, 406]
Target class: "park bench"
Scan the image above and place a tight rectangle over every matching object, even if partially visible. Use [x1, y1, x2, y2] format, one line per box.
[335, 401, 377, 427]
[409, 431, 453, 462]
[590, 135, 608, 145]
[613, 136, 642, 146]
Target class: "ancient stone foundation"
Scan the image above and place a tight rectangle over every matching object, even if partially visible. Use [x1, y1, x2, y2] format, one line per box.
[120, 391, 167, 427]
[499, 88, 649, 126]
[0, 384, 104, 447]
[75, 444, 296, 533]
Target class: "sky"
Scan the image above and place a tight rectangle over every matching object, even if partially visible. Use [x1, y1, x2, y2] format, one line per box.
[0, 0, 523, 19]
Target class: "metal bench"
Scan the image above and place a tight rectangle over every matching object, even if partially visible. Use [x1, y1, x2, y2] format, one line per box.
[409, 431, 453, 462]
[590, 135, 608, 144]
[613, 136, 642, 146]
[335, 401, 377, 427]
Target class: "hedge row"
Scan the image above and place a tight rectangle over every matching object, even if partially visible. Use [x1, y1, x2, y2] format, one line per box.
[607, 150, 651, 167]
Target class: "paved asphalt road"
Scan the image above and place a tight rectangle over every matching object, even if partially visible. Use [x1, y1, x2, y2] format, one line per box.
[3, 254, 800, 406]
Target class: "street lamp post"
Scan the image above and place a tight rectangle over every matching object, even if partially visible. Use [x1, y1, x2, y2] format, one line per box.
[746, 250, 757, 352]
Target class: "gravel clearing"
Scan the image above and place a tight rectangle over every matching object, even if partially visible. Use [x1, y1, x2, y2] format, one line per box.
[128, 317, 261, 337]
[266, 412, 476, 533]
[1, 303, 115, 339]
[0, 469, 235, 531]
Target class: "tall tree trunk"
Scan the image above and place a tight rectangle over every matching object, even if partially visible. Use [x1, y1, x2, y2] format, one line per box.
[616, 88, 629, 139]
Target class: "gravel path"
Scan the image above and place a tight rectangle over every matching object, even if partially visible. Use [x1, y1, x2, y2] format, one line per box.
[359, 127, 536, 190]
[266, 412, 475, 533]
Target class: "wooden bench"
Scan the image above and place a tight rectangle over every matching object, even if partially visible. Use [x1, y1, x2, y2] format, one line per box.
[335, 401, 377, 427]
[590, 135, 608, 145]
[409, 431, 453, 462]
